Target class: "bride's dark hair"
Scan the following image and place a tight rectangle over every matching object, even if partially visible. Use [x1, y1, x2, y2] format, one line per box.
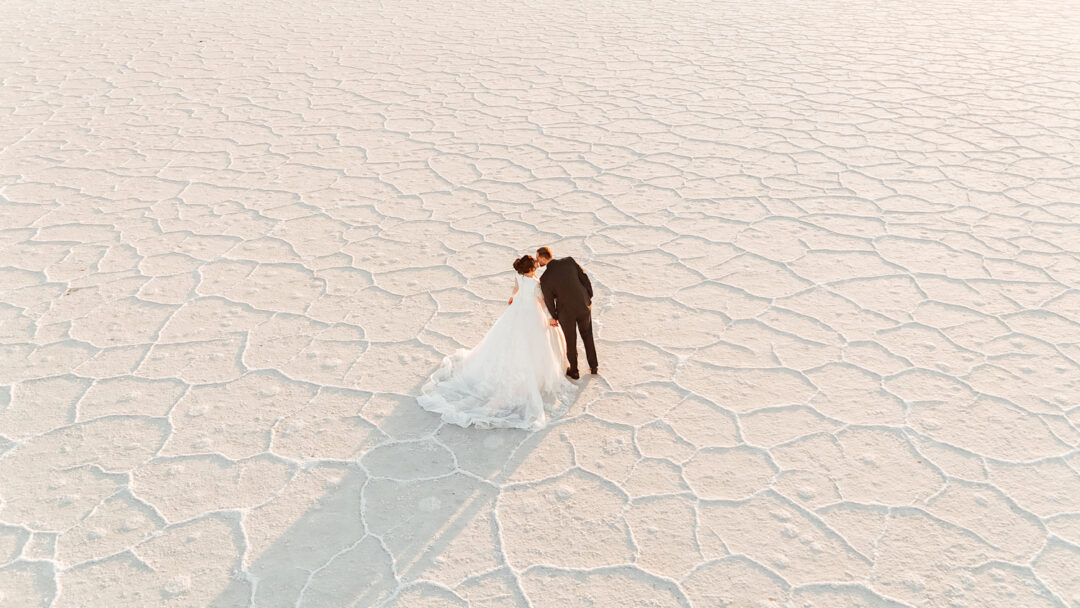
[513, 255, 536, 275]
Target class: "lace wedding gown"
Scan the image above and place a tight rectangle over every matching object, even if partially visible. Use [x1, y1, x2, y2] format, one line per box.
[418, 273, 575, 430]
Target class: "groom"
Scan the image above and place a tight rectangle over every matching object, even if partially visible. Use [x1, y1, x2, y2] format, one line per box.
[537, 247, 598, 379]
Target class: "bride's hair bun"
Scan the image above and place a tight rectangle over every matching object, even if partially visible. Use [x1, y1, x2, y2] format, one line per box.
[513, 255, 536, 275]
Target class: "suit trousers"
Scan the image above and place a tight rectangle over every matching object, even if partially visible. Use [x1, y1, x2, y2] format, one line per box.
[559, 308, 598, 373]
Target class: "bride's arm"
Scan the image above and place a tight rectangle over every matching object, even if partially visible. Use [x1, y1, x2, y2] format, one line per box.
[508, 279, 519, 304]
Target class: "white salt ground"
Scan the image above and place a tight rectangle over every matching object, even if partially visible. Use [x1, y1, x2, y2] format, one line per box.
[1, 0, 1080, 606]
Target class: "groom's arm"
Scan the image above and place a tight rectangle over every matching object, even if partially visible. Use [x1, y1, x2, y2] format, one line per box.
[570, 257, 593, 298]
[541, 279, 558, 319]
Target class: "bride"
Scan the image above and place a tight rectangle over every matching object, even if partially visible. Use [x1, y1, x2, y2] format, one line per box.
[417, 255, 576, 430]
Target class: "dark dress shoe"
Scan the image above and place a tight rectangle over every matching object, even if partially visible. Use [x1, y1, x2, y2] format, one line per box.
[566, 369, 580, 380]
[590, 368, 598, 375]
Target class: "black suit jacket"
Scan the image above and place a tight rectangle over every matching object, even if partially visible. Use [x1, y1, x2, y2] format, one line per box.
[539, 257, 593, 319]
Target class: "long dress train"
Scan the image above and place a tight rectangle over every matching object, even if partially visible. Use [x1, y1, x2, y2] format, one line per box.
[417, 274, 575, 430]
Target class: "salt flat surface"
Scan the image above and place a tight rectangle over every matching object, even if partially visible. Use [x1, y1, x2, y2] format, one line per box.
[2, 0, 1080, 606]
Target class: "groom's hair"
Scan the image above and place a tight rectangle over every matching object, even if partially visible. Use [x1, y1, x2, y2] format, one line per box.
[536, 247, 552, 260]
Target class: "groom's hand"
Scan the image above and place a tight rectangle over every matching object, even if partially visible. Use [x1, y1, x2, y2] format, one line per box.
[548, 319, 559, 327]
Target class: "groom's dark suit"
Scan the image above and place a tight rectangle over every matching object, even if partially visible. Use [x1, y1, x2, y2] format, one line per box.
[540, 257, 598, 374]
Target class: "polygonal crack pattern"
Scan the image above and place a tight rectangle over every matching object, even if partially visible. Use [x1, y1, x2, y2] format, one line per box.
[1, 0, 1079, 606]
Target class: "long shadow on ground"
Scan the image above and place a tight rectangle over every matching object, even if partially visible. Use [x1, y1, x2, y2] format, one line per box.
[210, 380, 591, 607]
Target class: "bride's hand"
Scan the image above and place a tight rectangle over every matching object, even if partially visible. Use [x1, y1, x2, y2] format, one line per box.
[508, 297, 513, 305]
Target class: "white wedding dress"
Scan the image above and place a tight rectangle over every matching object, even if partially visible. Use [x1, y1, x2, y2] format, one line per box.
[418, 273, 576, 430]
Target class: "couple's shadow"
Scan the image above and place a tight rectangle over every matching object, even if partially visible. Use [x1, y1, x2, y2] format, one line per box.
[211, 375, 596, 607]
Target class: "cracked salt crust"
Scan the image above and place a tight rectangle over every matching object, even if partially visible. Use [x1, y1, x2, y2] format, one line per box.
[2, 0, 1080, 606]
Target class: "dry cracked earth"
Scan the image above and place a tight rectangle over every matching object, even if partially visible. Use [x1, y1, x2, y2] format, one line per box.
[2, 0, 1080, 606]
